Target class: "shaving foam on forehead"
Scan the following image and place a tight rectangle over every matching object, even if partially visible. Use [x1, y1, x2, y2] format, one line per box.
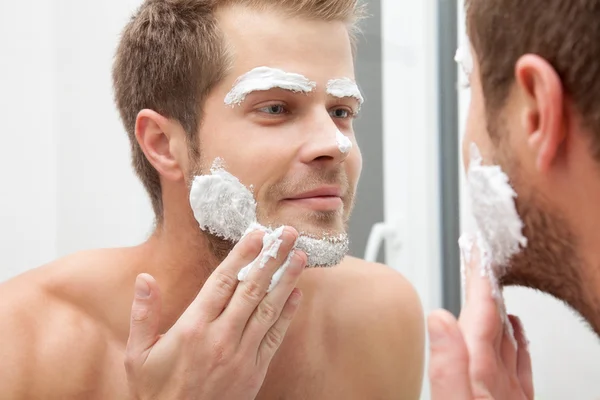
[326, 78, 364, 106]
[224, 66, 316, 106]
[336, 129, 353, 154]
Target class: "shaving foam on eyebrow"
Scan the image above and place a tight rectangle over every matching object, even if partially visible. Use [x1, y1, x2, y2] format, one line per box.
[224, 66, 317, 106]
[336, 130, 353, 154]
[326, 78, 364, 106]
[189, 159, 348, 290]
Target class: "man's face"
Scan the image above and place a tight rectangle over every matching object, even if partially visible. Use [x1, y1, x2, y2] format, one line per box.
[461, 45, 581, 304]
[189, 6, 362, 244]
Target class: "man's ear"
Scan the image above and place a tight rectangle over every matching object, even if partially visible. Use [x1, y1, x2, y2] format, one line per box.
[515, 54, 566, 173]
[135, 109, 187, 182]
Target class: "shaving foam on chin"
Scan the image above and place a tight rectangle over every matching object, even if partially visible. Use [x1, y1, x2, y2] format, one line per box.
[189, 159, 349, 290]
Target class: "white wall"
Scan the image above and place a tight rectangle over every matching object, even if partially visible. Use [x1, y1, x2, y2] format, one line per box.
[457, 5, 600, 399]
[1, 0, 154, 283]
[0, 1, 57, 281]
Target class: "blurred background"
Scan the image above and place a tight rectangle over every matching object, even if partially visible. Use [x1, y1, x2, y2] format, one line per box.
[1, 0, 599, 399]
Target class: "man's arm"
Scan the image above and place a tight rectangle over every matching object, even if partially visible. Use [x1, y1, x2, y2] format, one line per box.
[0, 277, 112, 399]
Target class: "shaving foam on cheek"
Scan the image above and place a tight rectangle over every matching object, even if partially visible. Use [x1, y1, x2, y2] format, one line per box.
[467, 143, 528, 275]
[189, 160, 257, 242]
[463, 143, 528, 348]
[224, 66, 316, 106]
[336, 130, 353, 154]
[326, 78, 364, 106]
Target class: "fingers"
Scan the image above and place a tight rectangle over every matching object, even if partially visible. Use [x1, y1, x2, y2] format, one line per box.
[242, 250, 307, 352]
[427, 309, 473, 400]
[509, 315, 535, 399]
[256, 287, 304, 366]
[192, 230, 265, 322]
[219, 227, 299, 335]
[459, 240, 504, 347]
[126, 274, 162, 364]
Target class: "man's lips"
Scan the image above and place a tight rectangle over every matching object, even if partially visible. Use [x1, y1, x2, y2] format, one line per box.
[283, 187, 343, 211]
[286, 186, 342, 200]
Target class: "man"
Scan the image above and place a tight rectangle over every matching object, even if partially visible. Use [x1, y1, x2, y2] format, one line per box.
[428, 0, 600, 398]
[0, 0, 424, 399]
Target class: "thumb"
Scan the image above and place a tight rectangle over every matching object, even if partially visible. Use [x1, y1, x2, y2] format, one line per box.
[428, 309, 473, 400]
[127, 273, 162, 361]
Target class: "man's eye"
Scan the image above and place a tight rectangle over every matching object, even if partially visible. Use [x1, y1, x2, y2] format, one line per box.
[258, 104, 287, 115]
[330, 108, 352, 119]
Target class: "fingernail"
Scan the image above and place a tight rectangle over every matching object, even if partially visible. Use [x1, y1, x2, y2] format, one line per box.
[135, 276, 151, 299]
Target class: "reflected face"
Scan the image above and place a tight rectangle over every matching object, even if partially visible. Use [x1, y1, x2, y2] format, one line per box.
[458, 41, 583, 314]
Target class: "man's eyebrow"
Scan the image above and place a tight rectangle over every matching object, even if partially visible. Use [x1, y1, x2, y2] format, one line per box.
[326, 78, 364, 106]
[224, 66, 316, 106]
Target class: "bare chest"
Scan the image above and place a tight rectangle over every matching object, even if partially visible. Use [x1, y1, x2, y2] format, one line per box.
[255, 341, 365, 400]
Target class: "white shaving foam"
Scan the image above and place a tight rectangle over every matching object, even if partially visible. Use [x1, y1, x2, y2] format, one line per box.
[268, 250, 295, 292]
[336, 130, 353, 154]
[464, 143, 528, 349]
[326, 78, 364, 106]
[467, 143, 528, 274]
[189, 159, 348, 290]
[237, 226, 286, 286]
[259, 226, 285, 268]
[224, 66, 316, 106]
[189, 160, 256, 242]
[455, 39, 473, 88]
[455, 39, 473, 77]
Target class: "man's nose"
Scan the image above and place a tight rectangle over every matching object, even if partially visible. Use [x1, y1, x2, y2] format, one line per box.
[297, 112, 353, 166]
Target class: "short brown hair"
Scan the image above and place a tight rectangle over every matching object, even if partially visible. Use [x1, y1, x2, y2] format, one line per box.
[466, 0, 600, 155]
[112, 0, 365, 221]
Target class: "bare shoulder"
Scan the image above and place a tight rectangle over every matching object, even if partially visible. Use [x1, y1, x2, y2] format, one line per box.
[322, 256, 424, 326]
[0, 252, 125, 399]
[312, 257, 425, 399]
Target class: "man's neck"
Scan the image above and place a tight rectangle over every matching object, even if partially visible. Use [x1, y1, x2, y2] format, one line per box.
[563, 176, 600, 337]
[137, 215, 221, 334]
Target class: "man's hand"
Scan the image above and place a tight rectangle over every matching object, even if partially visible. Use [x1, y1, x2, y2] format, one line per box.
[125, 227, 306, 400]
[427, 240, 534, 400]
